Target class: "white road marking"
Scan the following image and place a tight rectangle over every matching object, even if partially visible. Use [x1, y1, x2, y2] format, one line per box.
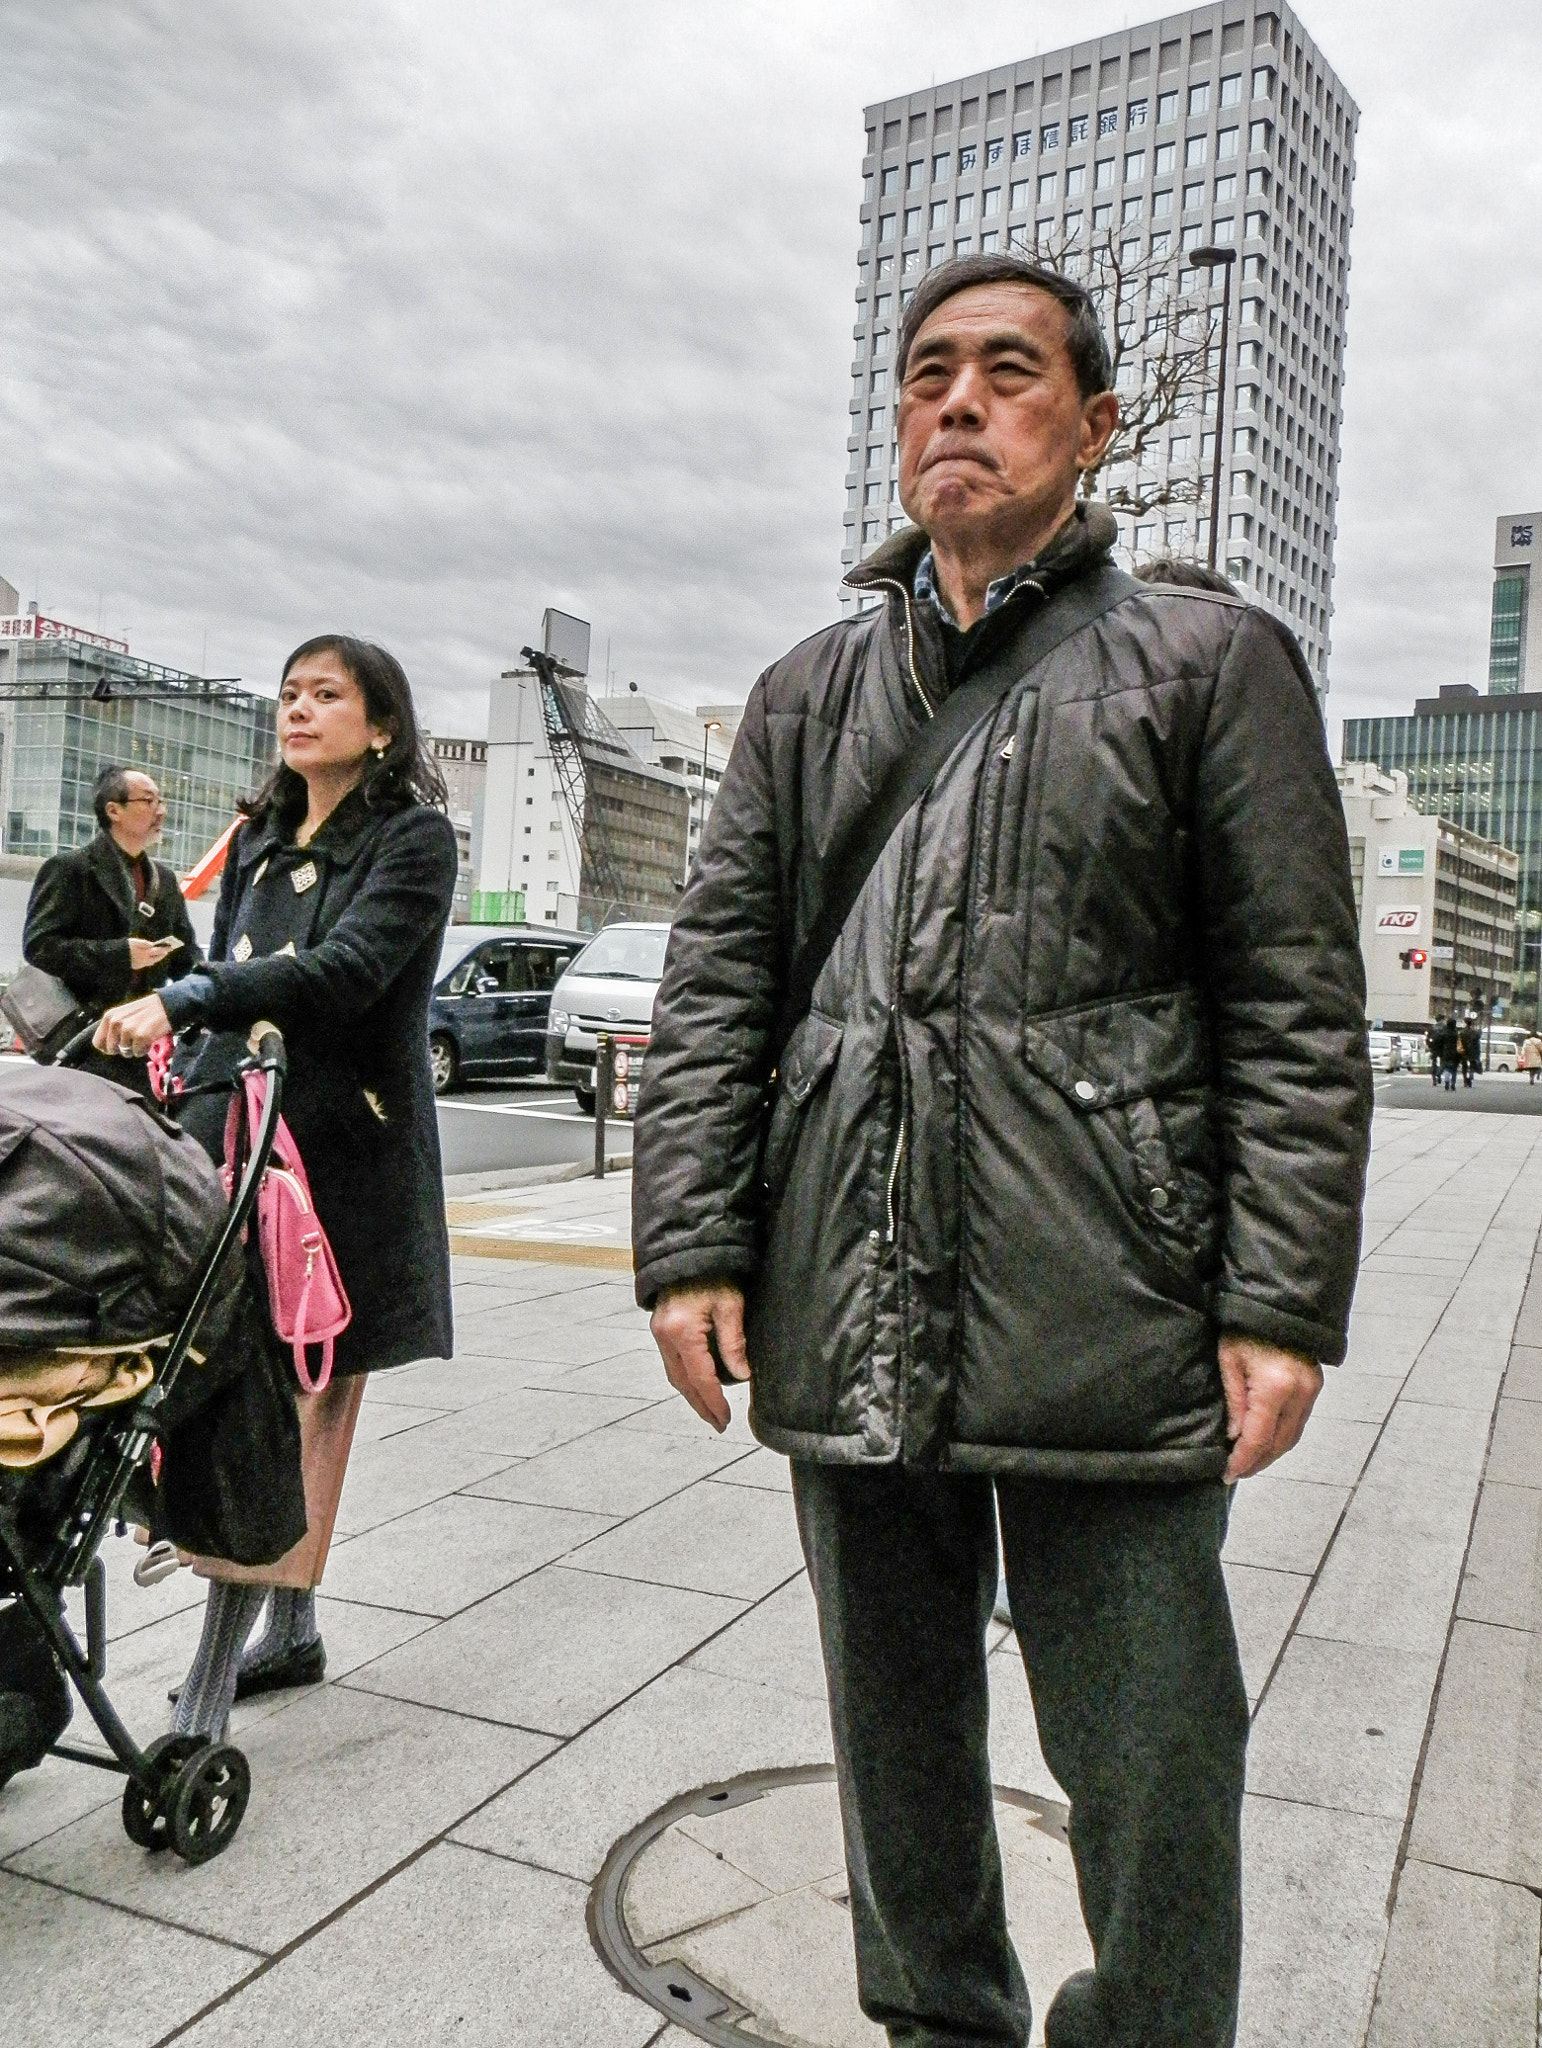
[437, 1100, 632, 1127]
[452, 1217, 622, 1241]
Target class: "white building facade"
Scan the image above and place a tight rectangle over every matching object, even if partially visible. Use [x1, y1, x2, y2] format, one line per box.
[478, 666, 585, 927]
[847, 3, 1355, 697]
[1338, 762, 1518, 1031]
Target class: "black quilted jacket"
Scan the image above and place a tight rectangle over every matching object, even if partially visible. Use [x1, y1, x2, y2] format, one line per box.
[633, 513, 1372, 1481]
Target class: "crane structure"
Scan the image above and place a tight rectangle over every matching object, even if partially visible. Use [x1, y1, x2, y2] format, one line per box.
[519, 644, 631, 922]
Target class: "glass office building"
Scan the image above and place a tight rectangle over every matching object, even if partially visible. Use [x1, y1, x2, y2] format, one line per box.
[1490, 512, 1539, 695]
[848, 4, 1356, 700]
[1342, 685, 1542, 1017]
[0, 624, 276, 873]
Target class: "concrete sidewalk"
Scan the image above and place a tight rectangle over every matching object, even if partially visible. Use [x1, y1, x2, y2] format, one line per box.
[446, 1169, 635, 1269]
[4, 1105, 1542, 2045]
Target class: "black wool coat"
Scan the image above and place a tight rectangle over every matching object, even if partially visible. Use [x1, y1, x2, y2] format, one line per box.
[161, 788, 459, 1377]
[633, 516, 1373, 1483]
[23, 832, 200, 1008]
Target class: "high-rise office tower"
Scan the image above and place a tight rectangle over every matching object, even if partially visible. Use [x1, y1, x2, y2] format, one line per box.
[1490, 512, 1540, 694]
[845, 5, 1356, 697]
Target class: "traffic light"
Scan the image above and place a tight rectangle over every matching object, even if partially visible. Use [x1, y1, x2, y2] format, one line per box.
[1398, 949, 1428, 970]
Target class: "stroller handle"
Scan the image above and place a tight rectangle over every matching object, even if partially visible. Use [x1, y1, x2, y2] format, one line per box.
[247, 1020, 286, 1076]
[54, 1021, 105, 1069]
[54, 1018, 286, 1076]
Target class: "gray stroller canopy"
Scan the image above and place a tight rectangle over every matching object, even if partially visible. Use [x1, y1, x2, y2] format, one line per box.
[0, 1065, 227, 1352]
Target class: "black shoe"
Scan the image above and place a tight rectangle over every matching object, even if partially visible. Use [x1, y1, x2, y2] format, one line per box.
[233, 1638, 326, 1701]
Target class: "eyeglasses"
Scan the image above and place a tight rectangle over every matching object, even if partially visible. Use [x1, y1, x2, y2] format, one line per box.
[119, 795, 166, 809]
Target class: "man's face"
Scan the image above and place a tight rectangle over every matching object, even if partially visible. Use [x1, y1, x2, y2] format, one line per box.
[897, 283, 1118, 551]
[107, 772, 167, 853]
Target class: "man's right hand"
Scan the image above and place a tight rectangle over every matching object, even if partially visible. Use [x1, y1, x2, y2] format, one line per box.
[128, 936, 181, 971]
[650, 1282, 751, 1434]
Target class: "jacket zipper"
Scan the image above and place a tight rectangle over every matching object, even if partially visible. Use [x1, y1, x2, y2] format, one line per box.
[866, 578, 935, 720]
[885, 1120, 905, 1242]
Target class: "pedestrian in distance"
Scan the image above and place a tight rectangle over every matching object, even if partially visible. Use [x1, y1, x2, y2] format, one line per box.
[634, 252, 1373, 2048]
[96, 636, 457, 1741]
[1434, 1014, 1460, 1091]
[1459, 1013, 1480, 1087]
[1522, 1031, 1542, 1085]
[22, 765, 199, 1095]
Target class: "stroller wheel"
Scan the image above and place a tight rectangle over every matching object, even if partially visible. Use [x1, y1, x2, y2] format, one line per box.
[121, 1733, 207, 1851]
[167, 1742, 250, 1864]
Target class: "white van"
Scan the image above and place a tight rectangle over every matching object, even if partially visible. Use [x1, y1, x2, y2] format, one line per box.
[544, 922, 670, 1113]
[1485, 1026, 1530, 1072]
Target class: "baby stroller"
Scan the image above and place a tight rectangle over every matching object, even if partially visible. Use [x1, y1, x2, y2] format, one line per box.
[0, 1023, 290, 1865]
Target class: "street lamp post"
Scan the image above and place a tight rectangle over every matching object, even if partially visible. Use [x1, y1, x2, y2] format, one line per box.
[683, 718, 722, 886]
[1189, 245, 1238, 572]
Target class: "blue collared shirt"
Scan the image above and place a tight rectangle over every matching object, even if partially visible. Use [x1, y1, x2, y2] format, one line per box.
[912, 547, 1043, 631]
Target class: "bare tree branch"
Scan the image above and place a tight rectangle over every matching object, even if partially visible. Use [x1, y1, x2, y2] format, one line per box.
[1010, 220, 1229, 551]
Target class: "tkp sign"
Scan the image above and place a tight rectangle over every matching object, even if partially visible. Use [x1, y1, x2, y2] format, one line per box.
[1374, 906, 1422, 935]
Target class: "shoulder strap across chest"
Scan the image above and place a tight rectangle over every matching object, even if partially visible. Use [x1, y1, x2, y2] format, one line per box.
[773, 562, 1140, 1064]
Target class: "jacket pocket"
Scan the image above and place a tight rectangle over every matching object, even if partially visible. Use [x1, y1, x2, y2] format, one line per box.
[1022, 984, 1209, 1109]
[763, 1010, 844, 1204]
[1022, 985, 1220, 1285]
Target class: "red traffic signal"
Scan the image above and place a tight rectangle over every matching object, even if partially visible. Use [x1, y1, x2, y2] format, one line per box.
[1398, 949, 1428, 970]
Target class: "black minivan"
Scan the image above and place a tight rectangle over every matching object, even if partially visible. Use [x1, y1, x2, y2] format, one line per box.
[427, 925, 585, 1094]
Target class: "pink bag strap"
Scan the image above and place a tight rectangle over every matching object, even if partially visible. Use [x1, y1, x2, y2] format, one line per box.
[289, 1239, 335, 1394]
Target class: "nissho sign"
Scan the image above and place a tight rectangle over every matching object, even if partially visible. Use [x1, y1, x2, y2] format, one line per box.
[1377, 847, 1426, 875]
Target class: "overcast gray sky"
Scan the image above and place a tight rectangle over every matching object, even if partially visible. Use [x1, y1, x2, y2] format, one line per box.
[0, 1, 1537, 751]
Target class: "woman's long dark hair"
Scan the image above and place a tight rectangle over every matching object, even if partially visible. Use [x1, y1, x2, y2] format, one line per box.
[243, 635, 448, 829]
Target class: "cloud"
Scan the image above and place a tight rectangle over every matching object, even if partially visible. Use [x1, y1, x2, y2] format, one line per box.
[0, 0, 1537, 752]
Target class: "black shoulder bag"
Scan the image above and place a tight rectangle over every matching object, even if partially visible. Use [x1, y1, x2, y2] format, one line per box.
[770, 562, 1141, 1066]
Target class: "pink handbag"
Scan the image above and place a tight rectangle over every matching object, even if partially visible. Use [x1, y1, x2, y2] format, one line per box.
[222, 1070, 352, 1394]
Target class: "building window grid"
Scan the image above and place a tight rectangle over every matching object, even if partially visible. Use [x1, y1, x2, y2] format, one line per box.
[855, 28, 1350, 630]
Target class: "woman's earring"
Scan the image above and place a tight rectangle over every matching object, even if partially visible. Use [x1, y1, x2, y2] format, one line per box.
[372, 741, 388, 757]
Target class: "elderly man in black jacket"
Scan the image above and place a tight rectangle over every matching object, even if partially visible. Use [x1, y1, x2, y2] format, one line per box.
[633, 255, 1371, 2048]
[22, 765, 198, 1088]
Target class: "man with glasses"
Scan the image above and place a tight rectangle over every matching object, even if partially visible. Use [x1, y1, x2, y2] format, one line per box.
[22, 764, 199, 1088]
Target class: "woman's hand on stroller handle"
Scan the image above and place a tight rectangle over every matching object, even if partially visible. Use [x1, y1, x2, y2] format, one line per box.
[95, 995, 172, 1060]
[247, 1020, 286, 1073]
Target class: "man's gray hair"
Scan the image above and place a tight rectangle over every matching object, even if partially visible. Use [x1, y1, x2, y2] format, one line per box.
[895, 253, 1114, 399]
[93, 763, 134, 829]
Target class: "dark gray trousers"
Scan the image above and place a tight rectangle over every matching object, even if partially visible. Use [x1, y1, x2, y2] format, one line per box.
[791, 1462, 1248, 2048]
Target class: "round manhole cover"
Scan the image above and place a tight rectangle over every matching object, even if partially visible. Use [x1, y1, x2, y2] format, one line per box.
[588, 1764, 1089, 2047]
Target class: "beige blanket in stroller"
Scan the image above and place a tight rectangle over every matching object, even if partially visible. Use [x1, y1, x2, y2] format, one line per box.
[0, 1348, 159, 1470]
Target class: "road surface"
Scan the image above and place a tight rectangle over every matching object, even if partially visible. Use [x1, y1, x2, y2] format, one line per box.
[436, 1078, 632, 1176]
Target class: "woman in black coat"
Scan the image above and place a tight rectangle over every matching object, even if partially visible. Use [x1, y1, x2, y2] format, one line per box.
[97, 635, 457, 1738]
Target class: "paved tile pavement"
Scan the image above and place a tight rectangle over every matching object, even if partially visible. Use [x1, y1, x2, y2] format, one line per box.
[3, 1104, 1542, 2046]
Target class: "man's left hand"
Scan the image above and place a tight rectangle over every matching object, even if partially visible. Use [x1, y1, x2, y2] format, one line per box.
[1218, 1333, 1323, 1482]
[94, 995, 172, 1059]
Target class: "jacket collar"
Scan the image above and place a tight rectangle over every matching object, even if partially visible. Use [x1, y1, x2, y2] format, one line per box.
[235, 784, 395, 875]
[842, 501, 1121, 705]
[87, 830, 142, 917]
[843, 500, 1120, 603]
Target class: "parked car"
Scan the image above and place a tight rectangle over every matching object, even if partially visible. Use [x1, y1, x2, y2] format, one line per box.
[1366, 1030, 1404, 1073]
[545, 921, 670, 1113]
[427, 925, 585, 1094]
